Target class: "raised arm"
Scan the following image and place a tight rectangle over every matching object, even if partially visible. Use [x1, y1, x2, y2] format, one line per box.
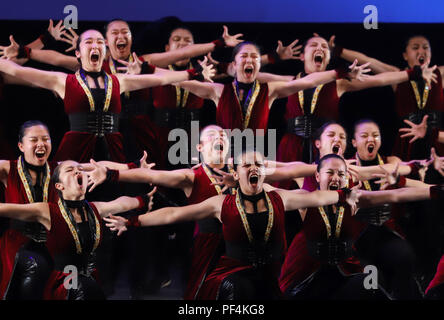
[178, 80, 223, 103]
[338, 64, 437, 95]
[0, 59, 66, 98]
[116, 57, 215, 93]
[141, 25, 243, 68]
[30, 49, 79, 71]
[268, 60, 370, 101]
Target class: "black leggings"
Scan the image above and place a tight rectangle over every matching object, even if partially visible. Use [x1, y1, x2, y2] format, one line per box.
[286, 265, 389, 300]
[6, 241, 53, 300]
[67, 274, 106, 300]
[355, 225, 421, 299]
[218, 268, 281, 300]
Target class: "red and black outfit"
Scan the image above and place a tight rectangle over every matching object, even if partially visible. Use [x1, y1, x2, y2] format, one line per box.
[43, 199, 104, 300]
[183, 164, 232, 300]
[351, 154, 421, 299]
[54, 70, 124, 163]
[276, 80, 339, 189]
[150, 63, 205, 170]
[102, 57, 157, 163]
[196, 189, 286, 300]
[0, 158, 59, 299]
[279, 205, 387, 299]
[216, 81, 270, 132]
[393, 69, 444, 161]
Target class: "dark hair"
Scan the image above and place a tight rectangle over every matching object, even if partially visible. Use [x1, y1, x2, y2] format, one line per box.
[233, 147, 261, 171]
[51, 162, 63, 185]
[403, 34, 430, 52]
[164, 24, 195, 46]
[104, 18, 130, 35]
[352, 118, 380, 137]
[316, 153, 346, 172]
[18, 120, 50, 143]
[231, 41, 262, 61]
[313, 121, 346, 142]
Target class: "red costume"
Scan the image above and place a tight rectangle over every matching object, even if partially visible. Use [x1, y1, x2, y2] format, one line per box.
[43, 201, 103, 300]
[0, 159, 59, 298]
[102, 57, 158, 162]
[393, 69, 444, 160]
[196, 190, 286, 300]
[150, 65, 205, 169]
[276, 82, 339, 189]
[54, 72, 125, 163]
[183, 164, 225, 300]
[279, 205, 366, 294]
[216, 82, 270, 132]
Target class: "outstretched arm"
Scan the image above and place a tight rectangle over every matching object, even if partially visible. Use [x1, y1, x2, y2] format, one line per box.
[358, 186, 433, 208]
[141, 25, 243, 68]
[276, 188, 357, 211]
[116, 57, 215, 93]
[92, 188, 155, 218]
[0, 59, 66, 97]
[264, 162, 317, 183]
[104, 194, 225, 234]
[86, 159, 195, 194]
[0, 202, 50, 229]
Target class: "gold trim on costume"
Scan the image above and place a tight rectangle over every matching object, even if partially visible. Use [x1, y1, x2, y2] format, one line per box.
[169, 64, 191, 108]
[232, 80, 261, 129]
[17, 155, 50, 203]
[58, 199, 101, 254]
[410, 81, 430, 110]
[109, 55, 133, 98]
[75, 71, 113, 112]
[235, 189, 274, 243]
[318, 206, 345, 238]
[298, 84, 324, 114]
[355, 153, 384, 191]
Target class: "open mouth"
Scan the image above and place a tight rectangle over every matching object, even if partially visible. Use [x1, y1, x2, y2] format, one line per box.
[90, 53, 100, 63]
[77, 175, 83, 186]
[332, 145, 340, 154]
[314, 55, 323, 64]
[329, 184, 339, 190]
[35, 150, 45, 159]
[418, 56, 425, 65]
[213, 142, 224, 151]
[249, 174, 259, 185]
[116, 43, 127, 50]
[367, 144, 375, 154]
[244, 67, 254, 76]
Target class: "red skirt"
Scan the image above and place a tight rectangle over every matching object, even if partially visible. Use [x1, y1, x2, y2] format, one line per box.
[54, 131, 125, 163]
[183, 232, 223, 300]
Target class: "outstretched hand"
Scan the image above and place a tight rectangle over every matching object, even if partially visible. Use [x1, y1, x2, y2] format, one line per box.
[348, 59, 371, 81]
[103, 215, 128, 236]
[399, 115, 428, 143]
[211, 168, 237, 192]
[199, 56, 216, 82]
[222, 25, 244, 47]
[347, 183, 362, 216]
[0, 35, 19, 60]
[117, 52, 143, 74]
[59, 28, 79, 52]
[421, 64, 438, 88]
[276, 39, 302, 60]
[372, 163, 400, 190]
[47, 19, 67, 42]
[86, 159, 108, 193]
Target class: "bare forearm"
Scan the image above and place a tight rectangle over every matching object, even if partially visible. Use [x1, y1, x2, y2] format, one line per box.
[360, 187, 430, 207]
[265, 163, 316, 182]
[341, 48, 398, 74]
[30, 49, 78, 71]
[146, 43, 215, 68]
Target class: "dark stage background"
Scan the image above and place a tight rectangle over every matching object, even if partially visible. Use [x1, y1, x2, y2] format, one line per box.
[0, 19, 443, 161]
